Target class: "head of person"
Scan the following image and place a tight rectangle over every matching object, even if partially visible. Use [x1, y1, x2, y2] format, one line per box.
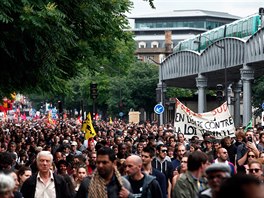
[0, 152, 13, 171]
[187, 151, 208, 172]
[217, 174, 264, 198]
[156, 144, 167, 160]
[235, 131, 245, 143]
[248, 160, 263, 181]
[71, 141, 78, 151]
[205, 139, 213, 150]
[180, 153, 189, 173]
[96, 147, 116, 179]
[245, 131, 254, 143]
[176, 143, 186, 160]
[36, 151, 53, 174]
[205, 163, 231, 193]
[177, 133, 185, 143]
[141, 146, 155, 166]
[8, 171, 19, 192]
[203, 132, 211, 141]
[217, 147, 229, 162]
[247, 151, 258, 162]
[118, 143, 127, 155]
[213, 139, 221, 150]
[88, 151, 97, 166]
[56, 160, 69, 175]
[259, 132, 264, 144]
[54, 151, 62, 164]
[77, 165, 87, 182]
[125, 155, 142, 179]
[136, 143, 144, 154]
[17, 166, 32, 185]
[0, 173, 15, 198]
[8, 142, 16, 152]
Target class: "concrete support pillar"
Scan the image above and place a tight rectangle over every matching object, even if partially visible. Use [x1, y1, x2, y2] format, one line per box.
[196, 74, 207, 113]
[240, 65, 254, 126]
[232, 81, 242, 128]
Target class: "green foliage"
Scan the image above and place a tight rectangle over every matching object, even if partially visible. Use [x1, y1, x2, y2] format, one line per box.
[166, 87, 194, 98]
[0, 0, 134, 96]
[252, 76, 264, 116]
[106, 61, 158, 116]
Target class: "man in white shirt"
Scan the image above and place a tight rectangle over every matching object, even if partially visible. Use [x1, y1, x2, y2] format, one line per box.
[21, 151, 71, 198]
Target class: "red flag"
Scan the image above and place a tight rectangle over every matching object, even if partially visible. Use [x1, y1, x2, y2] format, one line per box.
[21, 113, 26, 121]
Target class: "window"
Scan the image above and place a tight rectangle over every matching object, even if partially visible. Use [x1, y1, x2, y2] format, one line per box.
[138, 42, 146, 48]
[151, 41, 159, 48]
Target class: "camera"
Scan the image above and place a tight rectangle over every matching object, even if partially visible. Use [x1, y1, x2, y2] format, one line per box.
[247, 136, 253, 142]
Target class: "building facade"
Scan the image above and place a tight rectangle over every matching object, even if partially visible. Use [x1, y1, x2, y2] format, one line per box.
[129, 10, 240, 63]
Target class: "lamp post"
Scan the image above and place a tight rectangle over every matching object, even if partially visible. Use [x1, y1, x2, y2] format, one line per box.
[194, 36, 227, 103]
[148, 58, 165, 126]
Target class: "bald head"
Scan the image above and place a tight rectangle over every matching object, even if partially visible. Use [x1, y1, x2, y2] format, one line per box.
[126, 155, 142, 166]
[125, 155, 143, 179]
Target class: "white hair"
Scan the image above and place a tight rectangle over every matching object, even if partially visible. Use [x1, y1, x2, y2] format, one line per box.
[36, 151, 53, 165]
[0, 173, 15, 195]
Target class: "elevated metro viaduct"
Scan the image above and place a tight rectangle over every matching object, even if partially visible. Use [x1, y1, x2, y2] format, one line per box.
[158, 27, 264, 127]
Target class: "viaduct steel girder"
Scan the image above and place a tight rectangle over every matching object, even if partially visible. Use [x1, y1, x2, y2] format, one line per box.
[162, 27, 264, 89]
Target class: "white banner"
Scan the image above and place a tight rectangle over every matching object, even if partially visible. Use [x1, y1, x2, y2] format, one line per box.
[174, 99, 235, 139]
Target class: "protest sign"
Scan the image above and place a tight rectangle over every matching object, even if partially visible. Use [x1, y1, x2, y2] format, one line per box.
[174, 99, 235, 139]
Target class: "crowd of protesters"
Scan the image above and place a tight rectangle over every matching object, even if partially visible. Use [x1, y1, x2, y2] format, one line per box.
[0, 117, 263, 198]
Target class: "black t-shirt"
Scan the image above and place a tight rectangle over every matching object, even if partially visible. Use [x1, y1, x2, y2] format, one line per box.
[128, 175, 145, 196]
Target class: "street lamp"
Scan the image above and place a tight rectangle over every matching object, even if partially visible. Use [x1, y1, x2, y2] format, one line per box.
[148, 58, 165, 126]
[194, 35, 228, 103]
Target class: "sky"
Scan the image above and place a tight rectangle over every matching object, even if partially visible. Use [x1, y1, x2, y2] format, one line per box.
[128, 0, 264, 26]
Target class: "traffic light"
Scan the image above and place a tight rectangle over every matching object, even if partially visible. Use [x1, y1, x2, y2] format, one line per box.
[58, 101, 63, 114]
[90, 83, 98, 99]
[216, 84, 223, 101]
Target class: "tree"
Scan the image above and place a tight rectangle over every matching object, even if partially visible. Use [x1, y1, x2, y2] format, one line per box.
[105, 61, 158, 118]
[0, 0, 134, 97]
[252, 76, 264, 116]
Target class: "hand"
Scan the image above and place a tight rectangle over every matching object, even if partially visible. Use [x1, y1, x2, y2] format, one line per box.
[246, 142, 257, 151]
[119, 187, 130, 198]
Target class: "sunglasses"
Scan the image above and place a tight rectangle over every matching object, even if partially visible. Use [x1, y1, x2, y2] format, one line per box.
[181, 161, 188, 163]
[161, 150, 167, 153]
[248, 168, 261, 173]
[248, 155, 255, 158]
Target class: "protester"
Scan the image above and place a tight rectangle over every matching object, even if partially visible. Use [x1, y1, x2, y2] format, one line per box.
[76, 147, 132, 198]
[17, 166, 32, 191]
[171, 153, 189, 190]
[217, 174, 264, 198]
[247, 159, 263, 182]
[199, 163, 231, 198]
[121, 155, 163, 198]
[141, 146, 167, 198]
[20, 151, 71, 198]
[0, 173, 15, 198]
[172, 151, 209, 198]
[7, 170, 23, 198]
[172, 143, 186, 170]
[214, 147, 236, 176]
[75, 165, 87, 192]
[236, 129, 263, 173]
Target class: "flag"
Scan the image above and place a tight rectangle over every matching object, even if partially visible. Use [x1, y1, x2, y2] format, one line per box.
[48, 111, 54, 125]
[21, 113, 27, 121]
[109, 117, 113, 125]
[244, 118, 253, 132]
[82, 113, 96, 140]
